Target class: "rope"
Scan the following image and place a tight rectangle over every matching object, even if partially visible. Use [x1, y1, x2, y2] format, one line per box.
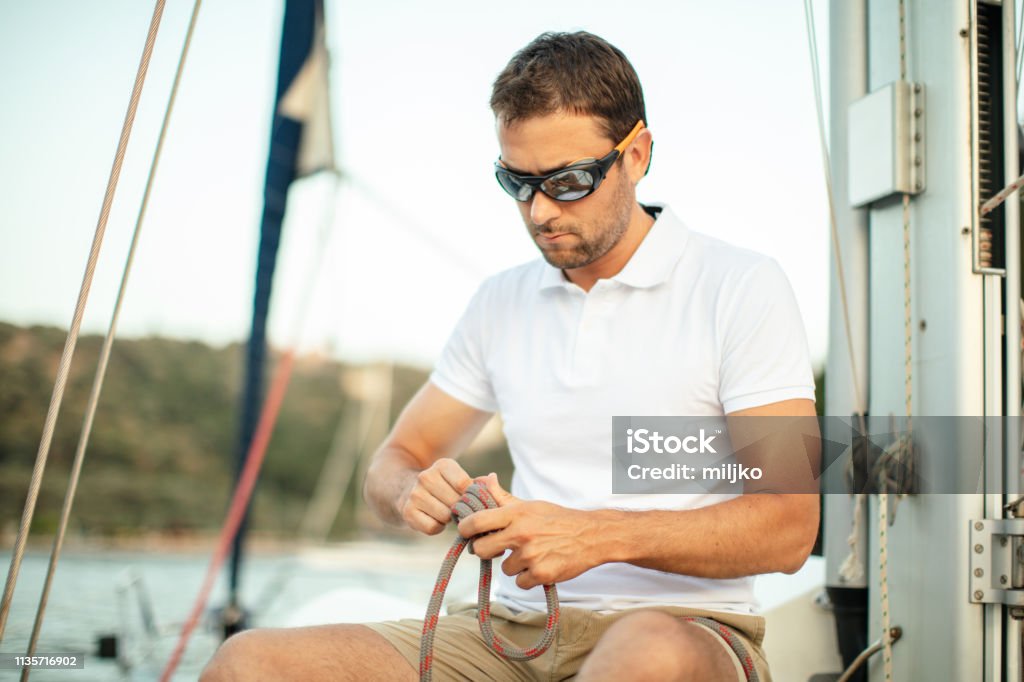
[980, 171, 1024, 216]
[419, 482, 559, 682]
[159, 349, 298, 682]
[876, 2, 914, 679]
[160, 171, 342, 679]
[681, 617, 759, 682]
[18, 4, 203, 674]
[801, 0, 868, 423]
[802, 0, 870, 586]
[0, 0, 168, 643]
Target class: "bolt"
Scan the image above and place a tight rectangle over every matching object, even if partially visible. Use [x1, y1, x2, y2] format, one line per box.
[975, 568, 985, 577]
[975, 590, 985, 600]
[975, 543, 985, 553]
[975, 521, 985, 530]
[1003, 537, 1010, 547]
[960, 28, 969, 37]
[1002, 575, 1009, 585]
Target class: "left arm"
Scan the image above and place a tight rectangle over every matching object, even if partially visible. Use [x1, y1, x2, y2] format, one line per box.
[460, 398, 820, 590]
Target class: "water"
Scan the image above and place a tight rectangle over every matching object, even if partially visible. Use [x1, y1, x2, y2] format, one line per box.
[0, 539, 477, 681]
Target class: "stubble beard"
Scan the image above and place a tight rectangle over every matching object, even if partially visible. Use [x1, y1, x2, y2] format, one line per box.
[530, 171, 634, 270]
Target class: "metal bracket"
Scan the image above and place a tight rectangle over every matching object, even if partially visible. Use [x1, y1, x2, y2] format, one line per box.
[848, 80, 926, 207]
[970, 518, 1024, 616]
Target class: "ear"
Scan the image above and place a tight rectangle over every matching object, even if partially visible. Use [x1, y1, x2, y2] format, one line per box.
[625, 128, 654, 183]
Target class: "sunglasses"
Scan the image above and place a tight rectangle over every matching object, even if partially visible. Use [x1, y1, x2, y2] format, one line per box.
[494, 120, 645, 203]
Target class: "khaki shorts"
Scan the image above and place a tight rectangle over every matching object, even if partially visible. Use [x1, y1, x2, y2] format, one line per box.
[365, 601, 771, 681]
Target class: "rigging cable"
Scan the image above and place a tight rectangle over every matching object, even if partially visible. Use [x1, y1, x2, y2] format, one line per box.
[0, 0, 169, 643]
[17, 2, 204, 678]
[160, 172, 342, 682]
[801, 0, 869, 586]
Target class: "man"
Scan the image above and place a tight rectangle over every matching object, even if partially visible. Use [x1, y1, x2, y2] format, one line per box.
[202, 31, 818, 681]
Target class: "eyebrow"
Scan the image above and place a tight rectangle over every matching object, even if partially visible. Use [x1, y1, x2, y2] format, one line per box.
[499, 158, 577, 176]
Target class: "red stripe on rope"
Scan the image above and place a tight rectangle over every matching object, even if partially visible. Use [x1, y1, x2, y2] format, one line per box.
[159, 349, 297, 681]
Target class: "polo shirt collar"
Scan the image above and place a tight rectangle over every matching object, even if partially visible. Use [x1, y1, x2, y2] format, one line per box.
[537, 203, 689, 291]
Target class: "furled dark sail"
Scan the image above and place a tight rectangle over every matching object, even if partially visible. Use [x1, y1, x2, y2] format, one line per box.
[228, 0, 334, 630]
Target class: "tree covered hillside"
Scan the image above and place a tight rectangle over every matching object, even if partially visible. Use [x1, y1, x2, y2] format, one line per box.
[0, 322, 511, 540]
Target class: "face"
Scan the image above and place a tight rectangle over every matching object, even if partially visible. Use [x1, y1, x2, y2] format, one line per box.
[497, 113, 636, 270]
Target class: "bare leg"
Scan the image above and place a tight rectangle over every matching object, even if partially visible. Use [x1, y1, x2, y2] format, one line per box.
[576, 611, 739, 682]
[200, 623, 417, 682]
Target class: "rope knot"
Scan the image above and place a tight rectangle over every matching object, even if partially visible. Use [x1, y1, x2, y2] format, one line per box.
[451, 481, 499, 525]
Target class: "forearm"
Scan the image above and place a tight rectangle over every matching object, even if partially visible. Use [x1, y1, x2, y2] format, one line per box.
[591, 494, 819, 578]
[363, 446, 421, 526]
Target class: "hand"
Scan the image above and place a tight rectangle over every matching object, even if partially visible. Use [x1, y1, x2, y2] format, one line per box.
[457, 474, 601, 589]
[398, 458, 473, 535]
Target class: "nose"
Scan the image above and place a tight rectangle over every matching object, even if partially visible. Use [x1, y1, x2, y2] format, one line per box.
[529, 189, 562, 228]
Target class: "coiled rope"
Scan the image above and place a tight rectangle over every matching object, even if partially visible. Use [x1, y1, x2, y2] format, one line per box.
[0, 0, 168, 644]
[419, 482, 559, 682]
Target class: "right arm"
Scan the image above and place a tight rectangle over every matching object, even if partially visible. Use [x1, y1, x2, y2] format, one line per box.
[363, 381, 493, 534]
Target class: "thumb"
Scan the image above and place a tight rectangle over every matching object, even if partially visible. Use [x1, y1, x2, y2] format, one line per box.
[480, 472, 517, 506]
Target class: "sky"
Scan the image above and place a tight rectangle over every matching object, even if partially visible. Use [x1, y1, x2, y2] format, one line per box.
[0, 0, 832, 369]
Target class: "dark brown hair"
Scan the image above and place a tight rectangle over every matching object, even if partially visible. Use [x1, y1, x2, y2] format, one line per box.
[490, 31, 646, 144]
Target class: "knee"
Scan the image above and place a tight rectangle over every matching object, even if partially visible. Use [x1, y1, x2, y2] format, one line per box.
[200, 629, 272, 682]
[592, 612, 706, 678]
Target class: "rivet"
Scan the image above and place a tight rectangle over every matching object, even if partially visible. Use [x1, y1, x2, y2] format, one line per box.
[915, 157, 922, 166]
[975, 568, 984, 577]
[960, 28, 969, 37]
[975, 543, 984, 553]
[914, 108, 922, 117]
[1003, 537, 1010, 546]
[1002, 575, 1009, 585]
[975, 521, 985, 530]
[915, 133, 922, 142]
[975, 590, 985, 600]
[962, 226, 971, 235]
[915, 182, 923, 190]
[919, 320, 927, 331]
[914, 84, 922, 93]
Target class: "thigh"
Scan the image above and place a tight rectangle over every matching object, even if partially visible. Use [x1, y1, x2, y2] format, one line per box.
[201, 622, 417, 682]
[366, 606, 544, 682]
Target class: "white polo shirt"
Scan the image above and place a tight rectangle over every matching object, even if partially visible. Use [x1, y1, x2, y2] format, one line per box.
[430, 204, 815, 614]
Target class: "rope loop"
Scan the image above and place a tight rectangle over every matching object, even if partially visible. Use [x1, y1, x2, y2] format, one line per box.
[419, 482, 560, 682]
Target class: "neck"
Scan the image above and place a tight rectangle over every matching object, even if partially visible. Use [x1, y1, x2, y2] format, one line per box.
[564, 203, 655, 292]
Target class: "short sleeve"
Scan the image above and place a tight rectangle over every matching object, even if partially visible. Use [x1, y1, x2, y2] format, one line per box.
[429, 283, 499, 413]
[718, 258, 816, 413]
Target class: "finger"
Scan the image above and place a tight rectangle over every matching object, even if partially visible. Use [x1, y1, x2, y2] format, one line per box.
[404, 508, 445, 536]
[406, 485, 455, 526]
[437, 459, 474, 495]
[471, 536, 508, 560]
[457, 506, 509, 539]
[417, 468, 464, 508]
[501, 552, 525, 577]
[481, 472, 517, 506]
[516, 569, 539, 590]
